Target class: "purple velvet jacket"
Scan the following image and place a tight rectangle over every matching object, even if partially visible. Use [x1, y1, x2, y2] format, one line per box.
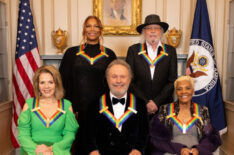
[150, 101, 221, 155]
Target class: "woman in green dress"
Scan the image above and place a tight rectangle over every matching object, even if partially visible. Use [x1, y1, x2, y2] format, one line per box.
[17, 65, 79, 155]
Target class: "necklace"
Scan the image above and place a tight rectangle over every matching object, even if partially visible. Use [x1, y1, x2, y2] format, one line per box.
[76, 44, 109, 65]
[99, 93, 137, 128]
[166, 102, 202, 134]
[138, 43, 168, 68]
[31, 98, 65, 128]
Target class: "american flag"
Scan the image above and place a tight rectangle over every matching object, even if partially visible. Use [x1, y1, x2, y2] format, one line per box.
[11, 0, 41, 148]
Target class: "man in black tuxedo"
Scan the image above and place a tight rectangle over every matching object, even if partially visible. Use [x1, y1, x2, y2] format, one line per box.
[126, 14, 178, 115]
[87, 59, 149, 155]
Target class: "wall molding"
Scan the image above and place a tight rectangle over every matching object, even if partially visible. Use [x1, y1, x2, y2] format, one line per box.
[0, 101, 14, 154]
[220, 100, 234, 155]
[0, 101, 12, 113]
[224, 101, 234, 112]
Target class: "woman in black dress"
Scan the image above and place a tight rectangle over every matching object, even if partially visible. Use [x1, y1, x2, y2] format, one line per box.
[59, 16, 116, 154]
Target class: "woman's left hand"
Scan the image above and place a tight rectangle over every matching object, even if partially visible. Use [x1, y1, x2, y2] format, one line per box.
[35, 144, 52, 154]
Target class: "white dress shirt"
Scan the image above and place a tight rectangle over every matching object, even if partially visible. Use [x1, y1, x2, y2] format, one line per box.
[110, 92, 127, 132]
[146, 41, 163, 79]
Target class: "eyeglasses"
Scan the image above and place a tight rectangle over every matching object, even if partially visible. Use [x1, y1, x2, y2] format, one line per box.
[144, 27, 161, 31]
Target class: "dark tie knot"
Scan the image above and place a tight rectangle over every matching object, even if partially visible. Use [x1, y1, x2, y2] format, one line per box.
[112, 97, 125, 105]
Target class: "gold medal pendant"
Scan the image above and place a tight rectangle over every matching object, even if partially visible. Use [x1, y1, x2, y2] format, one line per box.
[46, 118, 50, 128]
[90, 58, 94, 65]
[116, 120, 119, 128]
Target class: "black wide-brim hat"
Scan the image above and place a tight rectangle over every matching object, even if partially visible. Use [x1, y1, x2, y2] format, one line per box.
[137, 14, 169, 33]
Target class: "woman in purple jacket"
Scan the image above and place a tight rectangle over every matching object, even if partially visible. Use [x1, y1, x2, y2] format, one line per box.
[150, 76, 221, 155]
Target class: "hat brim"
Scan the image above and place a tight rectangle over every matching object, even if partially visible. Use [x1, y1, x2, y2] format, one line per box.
[136, 22, 169, 33]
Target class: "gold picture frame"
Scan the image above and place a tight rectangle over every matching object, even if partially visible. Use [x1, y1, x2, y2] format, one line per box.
[93, 0, 142, 35]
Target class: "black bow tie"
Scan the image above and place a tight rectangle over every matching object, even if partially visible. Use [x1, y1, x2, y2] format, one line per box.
[112, 97, 125, 105]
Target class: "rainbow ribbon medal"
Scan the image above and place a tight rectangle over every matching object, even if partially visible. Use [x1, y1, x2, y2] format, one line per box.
[32, 98, 66, 128]
[138, 43, 168, 68]
[76, 44, 109, 65]
[166, 102, 201, 134]
[99, 93, 137, 129]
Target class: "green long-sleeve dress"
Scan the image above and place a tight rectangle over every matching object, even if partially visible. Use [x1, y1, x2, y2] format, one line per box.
[17, 98, 79, 155]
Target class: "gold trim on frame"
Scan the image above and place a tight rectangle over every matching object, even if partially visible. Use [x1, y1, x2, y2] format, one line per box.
[93, 0, 142, 35]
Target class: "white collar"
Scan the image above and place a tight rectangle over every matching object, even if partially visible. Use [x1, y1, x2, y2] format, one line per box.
[146, 40, 163, 52]
[110, 92, 127, 103]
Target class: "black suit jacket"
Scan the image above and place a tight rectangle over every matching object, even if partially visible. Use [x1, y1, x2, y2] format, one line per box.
[126, 43, 178, 108]
[87, 92, 149, 155]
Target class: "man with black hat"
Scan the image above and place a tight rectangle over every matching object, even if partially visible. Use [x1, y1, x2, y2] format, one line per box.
[126, 14, 177, 116]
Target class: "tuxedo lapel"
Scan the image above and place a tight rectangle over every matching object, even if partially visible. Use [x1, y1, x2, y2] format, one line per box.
[152, 55, 162, 81]
[124, 93, 130, 112]
[102, 93, 120, 132]
[138, 43, 152, 79]
[121, 93, 130, 133]
[152, 61, 161, 81]
[100, 93, 137, 133]
[106, 93, 114, 114]
[121, 93, 138, 133]
[152, 44, 168, 82]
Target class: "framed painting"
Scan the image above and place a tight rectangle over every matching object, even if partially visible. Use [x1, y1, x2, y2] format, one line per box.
[93, 0, 142, 35]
